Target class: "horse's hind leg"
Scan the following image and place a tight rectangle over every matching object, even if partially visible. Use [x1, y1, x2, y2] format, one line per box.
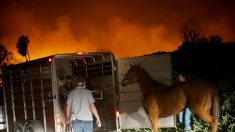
[194, 108, 218, 132]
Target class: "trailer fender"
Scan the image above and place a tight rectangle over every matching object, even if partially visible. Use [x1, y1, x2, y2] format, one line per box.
[24, 120, 44, 132]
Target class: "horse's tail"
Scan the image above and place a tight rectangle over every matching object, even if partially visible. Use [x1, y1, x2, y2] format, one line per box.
[212, 89, 219, 122]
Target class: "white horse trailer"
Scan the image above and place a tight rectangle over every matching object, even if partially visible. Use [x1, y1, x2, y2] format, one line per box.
[2, 52, 175, 132]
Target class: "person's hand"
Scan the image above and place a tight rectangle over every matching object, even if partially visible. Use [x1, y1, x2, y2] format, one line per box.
[96, 118, 101, 127]
[66, 120, 70, 124]
[66, 118, 70, 124]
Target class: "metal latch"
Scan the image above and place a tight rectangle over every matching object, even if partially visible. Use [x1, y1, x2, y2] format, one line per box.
[92, 90, 103, 100]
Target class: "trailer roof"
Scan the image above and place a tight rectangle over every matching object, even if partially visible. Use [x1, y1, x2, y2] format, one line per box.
[3, 52, 114, 70]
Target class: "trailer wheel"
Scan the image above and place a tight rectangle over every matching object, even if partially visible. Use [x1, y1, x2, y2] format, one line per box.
[24, 120, 44, 132]
[14, 121, 24, 132]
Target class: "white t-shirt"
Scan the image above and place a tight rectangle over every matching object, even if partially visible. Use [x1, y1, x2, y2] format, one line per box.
[67, 86, 95, 121]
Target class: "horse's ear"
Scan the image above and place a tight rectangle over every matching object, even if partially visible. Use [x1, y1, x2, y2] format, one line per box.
[129, 63, 133, 67]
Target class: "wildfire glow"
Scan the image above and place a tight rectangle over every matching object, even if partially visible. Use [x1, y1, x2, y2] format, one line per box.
[1, 0, 234, 63]
[2, 16, 179, 63]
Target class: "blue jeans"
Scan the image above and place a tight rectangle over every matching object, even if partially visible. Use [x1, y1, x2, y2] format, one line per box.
[179, 107, 192, 131]
[72, 119, 93, 132]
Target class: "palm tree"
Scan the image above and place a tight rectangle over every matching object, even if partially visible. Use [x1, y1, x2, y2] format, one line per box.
[16, 35, 30, 61]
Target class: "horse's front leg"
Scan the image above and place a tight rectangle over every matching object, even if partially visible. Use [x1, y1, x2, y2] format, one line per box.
[148, 111, 159, 132]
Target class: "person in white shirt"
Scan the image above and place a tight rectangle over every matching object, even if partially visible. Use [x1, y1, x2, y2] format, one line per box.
[66, 76, 101, 132]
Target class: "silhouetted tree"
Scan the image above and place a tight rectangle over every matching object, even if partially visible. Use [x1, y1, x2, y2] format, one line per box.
[0, 44, 12, 66]
[179, 19, 203, 43]
[0, 44, 13, 87]
[16, 35, 30, 61]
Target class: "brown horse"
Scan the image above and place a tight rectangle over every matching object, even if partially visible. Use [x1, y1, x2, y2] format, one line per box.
[121, 64, 219, 132]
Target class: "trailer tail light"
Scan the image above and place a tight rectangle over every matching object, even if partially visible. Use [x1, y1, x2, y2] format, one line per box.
[48, 58, 52, 62]
[56, 117, 60, 124]
[116, 111, 120, 118]
[77, 52, 88, 55]
[77, 52, 83, 55]
[116, 110, 121, 131]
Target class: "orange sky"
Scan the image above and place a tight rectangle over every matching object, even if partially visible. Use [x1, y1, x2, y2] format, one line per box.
[1, 0, 235, 63]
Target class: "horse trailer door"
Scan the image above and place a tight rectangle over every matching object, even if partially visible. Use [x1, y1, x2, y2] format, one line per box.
[54, 52, 118, 131]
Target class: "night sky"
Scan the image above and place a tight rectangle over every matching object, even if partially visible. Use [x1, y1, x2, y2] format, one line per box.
[1, 0, 235, 62]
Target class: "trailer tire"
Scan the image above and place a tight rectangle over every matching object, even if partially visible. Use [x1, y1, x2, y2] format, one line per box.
[24, 120, 44, 132]
[14, 121, 24, 132]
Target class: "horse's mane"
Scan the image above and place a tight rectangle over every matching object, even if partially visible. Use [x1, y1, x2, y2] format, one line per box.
[153, 81, 168, 89]
[137, 66, 168, 90]
[137, 67, 155, 82]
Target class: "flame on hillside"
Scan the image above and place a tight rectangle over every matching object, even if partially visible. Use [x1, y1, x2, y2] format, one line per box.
[1, 0, 234, 63]
[2, 16, 179, 63]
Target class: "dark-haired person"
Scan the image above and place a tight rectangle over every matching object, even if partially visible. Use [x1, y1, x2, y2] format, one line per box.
[60, 74, 74, 114]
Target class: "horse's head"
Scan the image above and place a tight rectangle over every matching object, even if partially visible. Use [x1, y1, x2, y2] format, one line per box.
[121, 64, 141, 87]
